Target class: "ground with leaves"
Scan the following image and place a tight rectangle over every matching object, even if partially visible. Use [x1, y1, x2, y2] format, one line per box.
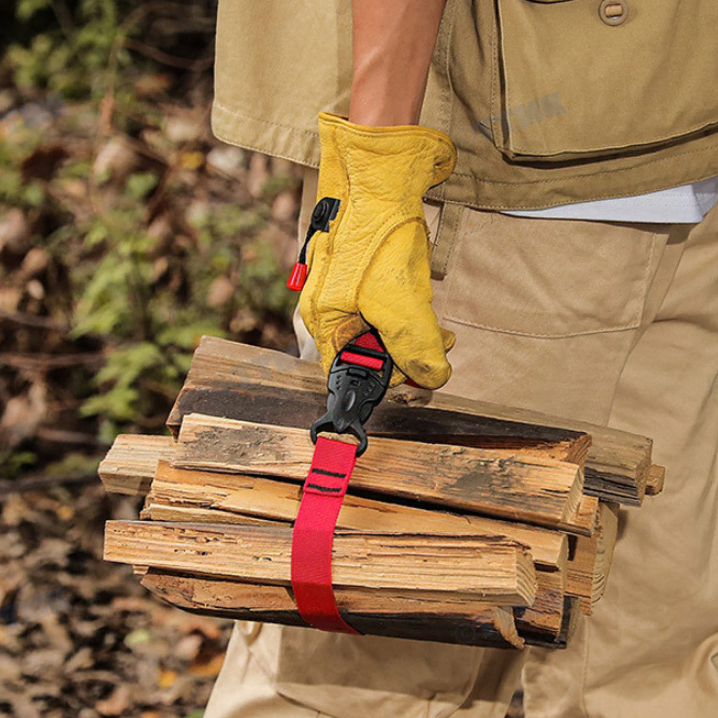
[1, 483, 232, 718]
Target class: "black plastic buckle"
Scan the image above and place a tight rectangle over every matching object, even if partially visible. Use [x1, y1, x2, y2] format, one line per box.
[310, 331, 393, 456]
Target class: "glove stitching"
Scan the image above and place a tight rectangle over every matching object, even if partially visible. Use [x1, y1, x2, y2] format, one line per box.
[308, 124, 349, 346]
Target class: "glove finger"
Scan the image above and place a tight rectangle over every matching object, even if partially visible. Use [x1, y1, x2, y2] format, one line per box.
[360, 291, 451, 390]
[387, 329, 451, 388]
[441, 327, 456, 354]
[331, 314, 370, 356]
[313, 312, 368, 376]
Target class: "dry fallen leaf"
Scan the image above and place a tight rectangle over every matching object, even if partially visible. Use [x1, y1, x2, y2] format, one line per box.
[181, 151, 204, 170]
[247, 152, 268, 198]
[272, 190, 298, 222]
[188, 650, 225, 678]
[158, 668, 178, 689]
[0, 208, 29, 255]
[56, 504, 74, 521]
[207, 276, 235, 308]
[95, 684, 130, 716]
[173, 633, 203, 662]
[175, 614, 223, 640]
[0, 380, 48, 447]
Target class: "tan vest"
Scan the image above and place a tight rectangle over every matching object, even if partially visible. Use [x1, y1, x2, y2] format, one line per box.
[212, 0, 718, 210]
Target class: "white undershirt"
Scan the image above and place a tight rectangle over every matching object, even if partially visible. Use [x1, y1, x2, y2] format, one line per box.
[502, 175, 718, 224]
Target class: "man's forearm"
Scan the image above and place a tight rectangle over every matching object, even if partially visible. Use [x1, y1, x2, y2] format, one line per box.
[349, 0, 448, 126]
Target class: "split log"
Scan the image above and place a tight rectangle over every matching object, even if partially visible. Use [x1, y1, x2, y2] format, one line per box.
[169, 381, 591, 465]
[104, 441, 597, 607]
[645, 464, 665, 496]
[515, 569, 565, 639]
[104, 520, 537, 606]
[561, 495, 599, 537]
[142, 467, 569, 641]
[144, 461, 568, 572]
[524, 597, 581, 649]
[568, 502, 619, 614]
[172, 414, 587, 533]
[98, 434, 175, 495]
[168, 336, 661, 505]
[140, 569, 525, 649]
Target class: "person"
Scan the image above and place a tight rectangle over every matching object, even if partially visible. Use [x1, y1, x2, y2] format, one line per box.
[203, 1, 718, 716]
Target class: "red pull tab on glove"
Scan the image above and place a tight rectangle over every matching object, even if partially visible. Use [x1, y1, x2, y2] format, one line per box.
[286, 261, 308, 291]
[291, 436, 361, 634]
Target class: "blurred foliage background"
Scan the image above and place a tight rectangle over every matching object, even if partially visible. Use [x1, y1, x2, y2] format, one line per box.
[0, 2, 301, 716]
[1, 0, 301, 478]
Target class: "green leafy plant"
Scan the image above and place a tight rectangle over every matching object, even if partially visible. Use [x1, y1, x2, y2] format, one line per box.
[2, 0, 296, 451]
[9, 0, 130, 99]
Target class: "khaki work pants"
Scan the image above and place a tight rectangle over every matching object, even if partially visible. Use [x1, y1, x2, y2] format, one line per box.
[204, 168, 718, 718]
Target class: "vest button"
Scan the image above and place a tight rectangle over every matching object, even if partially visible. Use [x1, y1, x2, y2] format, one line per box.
[599, 0, 628, 25]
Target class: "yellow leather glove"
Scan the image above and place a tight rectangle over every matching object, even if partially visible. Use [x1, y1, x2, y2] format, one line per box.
[298, 112, 457, 389]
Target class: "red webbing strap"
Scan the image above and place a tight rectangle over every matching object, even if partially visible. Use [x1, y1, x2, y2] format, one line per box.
[291, 436, 361, 634]
[339, 331, 386, 371]
[339, 350, 383, 370]
[353, 332, 383, 351]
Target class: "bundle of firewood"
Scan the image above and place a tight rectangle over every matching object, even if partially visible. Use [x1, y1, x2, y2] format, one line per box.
[100, 336, 664, 650]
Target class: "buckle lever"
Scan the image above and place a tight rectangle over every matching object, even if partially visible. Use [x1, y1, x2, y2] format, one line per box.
[310, 330, 393, 456]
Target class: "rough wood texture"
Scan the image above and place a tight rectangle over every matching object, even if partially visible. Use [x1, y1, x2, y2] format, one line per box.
[568, 502, 620, 614]
[173, 414, 586, 533]
[514, 569, 565, 639]
[560, 495, 599, 536]
[145, 461, 569, 572]
[645, 464, 665, 496]
[99, 434, 175, 495]
[170, 336, 660, 505]
[142, 466, 581, 632]
[105, 520, 537, 606]
[144, 478, 608, 614]
[169, 382, 591, 465]
[140, 569, 525, 649]
[530, 597, 581, 649]
[107, 441, 594, 604]
[561, 495, 604, 611]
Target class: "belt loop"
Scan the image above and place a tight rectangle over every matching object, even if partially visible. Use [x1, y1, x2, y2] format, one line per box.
[431, 202, 464, 280]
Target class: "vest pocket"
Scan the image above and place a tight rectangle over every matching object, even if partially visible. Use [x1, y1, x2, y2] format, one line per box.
[490, 0, 718, 162]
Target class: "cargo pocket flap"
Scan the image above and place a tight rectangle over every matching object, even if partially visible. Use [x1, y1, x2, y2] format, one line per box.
[492, 0, 718, 161]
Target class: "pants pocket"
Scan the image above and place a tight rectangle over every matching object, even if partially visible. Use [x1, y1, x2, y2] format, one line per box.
[273, 626, 486, 718]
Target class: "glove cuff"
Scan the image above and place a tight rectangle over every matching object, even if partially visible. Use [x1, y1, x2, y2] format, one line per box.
[317, 112, 457, 197]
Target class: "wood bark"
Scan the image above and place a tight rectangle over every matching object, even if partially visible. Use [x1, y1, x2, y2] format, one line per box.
[138, 568, 574, 648]
[140, 569, 525, 649]
[104, 519, 538, 606]
[172, 414, 587, 533]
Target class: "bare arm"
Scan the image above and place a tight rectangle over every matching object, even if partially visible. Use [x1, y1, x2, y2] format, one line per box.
[349, 0, 448, 127]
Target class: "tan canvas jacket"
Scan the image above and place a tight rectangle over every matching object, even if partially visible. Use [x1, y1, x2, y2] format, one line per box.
[212, 0, 718, 210]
